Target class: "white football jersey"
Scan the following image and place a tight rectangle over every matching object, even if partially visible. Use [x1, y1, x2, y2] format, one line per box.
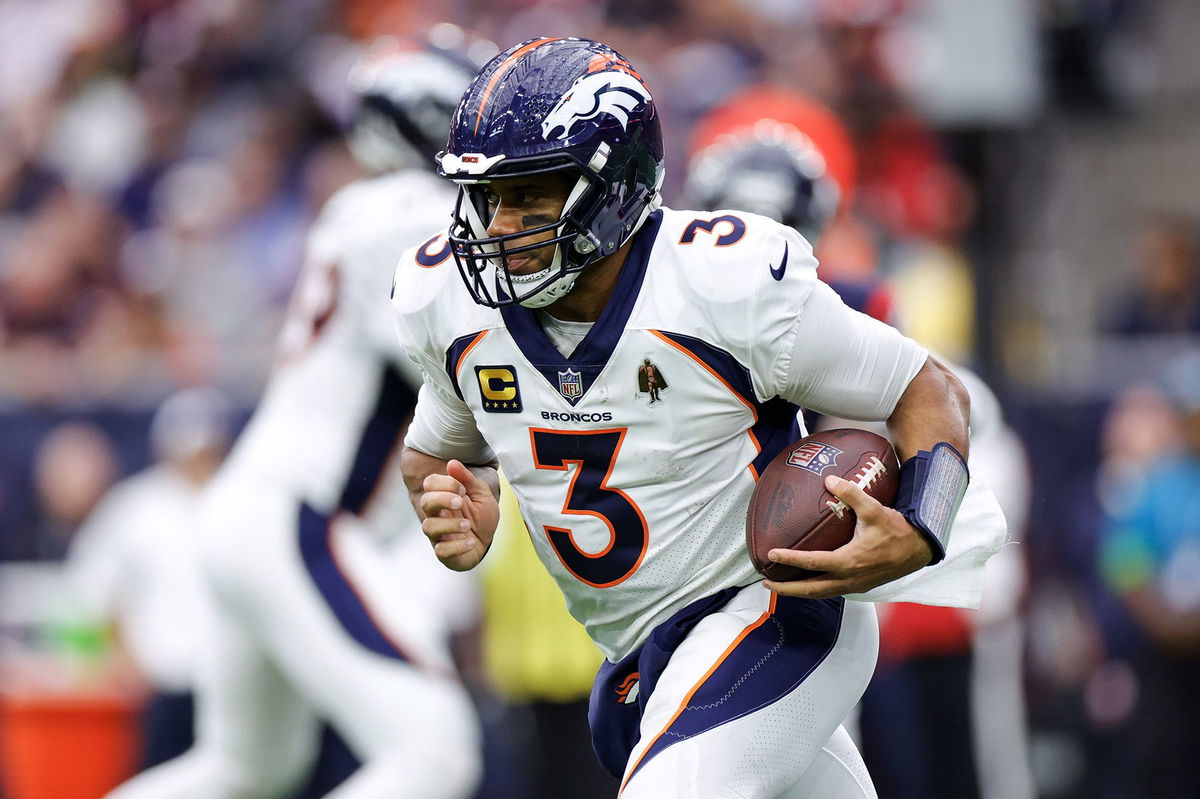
[225, 169, 455, 529]
[394, 208, 979, 659]
[66, 466, 213, 690]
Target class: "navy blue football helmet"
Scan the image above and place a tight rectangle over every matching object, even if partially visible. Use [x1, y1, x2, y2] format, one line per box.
[438, 37, 665, 308]
[685, 120, 839, 245]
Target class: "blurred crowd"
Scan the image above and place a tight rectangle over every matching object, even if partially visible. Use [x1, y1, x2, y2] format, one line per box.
[2, 1, 1199, 798]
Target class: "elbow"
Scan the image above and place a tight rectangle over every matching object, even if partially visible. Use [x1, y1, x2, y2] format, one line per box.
[930, 357, 971, 449]
[944, 364, 971, 426]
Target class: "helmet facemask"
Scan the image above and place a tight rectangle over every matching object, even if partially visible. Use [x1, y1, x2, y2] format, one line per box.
[447, 166, 606, 308]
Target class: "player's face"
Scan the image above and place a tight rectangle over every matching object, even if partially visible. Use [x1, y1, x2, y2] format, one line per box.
[482, 172, 575, 276]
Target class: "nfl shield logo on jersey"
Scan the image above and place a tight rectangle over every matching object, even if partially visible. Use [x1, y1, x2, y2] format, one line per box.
[558, 368, 583, 401]
[786, 442, 842, 475]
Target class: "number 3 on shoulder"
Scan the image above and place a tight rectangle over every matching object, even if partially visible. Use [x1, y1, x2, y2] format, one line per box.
[679, 214, 746, 247]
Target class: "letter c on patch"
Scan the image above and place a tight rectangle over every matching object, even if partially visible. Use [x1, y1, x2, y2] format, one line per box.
[478, 368, 516, 400]
[475, 365, 523, 413]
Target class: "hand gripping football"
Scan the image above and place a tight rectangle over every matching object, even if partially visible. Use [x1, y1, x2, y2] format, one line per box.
[746, 428, 900, 581]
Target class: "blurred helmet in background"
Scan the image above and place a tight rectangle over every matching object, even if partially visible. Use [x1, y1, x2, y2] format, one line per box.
[685, 120, 840, 244]
[438, 36, 665, 309]
[347, 26, 494, 173]
[687, 86, 856, 245]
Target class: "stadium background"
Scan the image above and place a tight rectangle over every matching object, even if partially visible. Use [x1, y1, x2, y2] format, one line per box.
[2, 0, 1198, 797]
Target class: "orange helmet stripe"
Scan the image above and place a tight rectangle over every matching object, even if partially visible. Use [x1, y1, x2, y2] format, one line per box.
[473, 37, 563, 135]
[586, 52, 643, 81]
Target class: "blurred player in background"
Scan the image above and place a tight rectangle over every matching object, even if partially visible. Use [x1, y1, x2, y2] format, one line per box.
[684, 88, 1034, 799]
[683, 85, 893, 323]
[66, 387, 233, 769]
[397, 37, 1006, 798]
[107, 28, 490, 799]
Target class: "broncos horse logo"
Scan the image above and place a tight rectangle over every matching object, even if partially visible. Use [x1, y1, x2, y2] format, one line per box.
[541, 71, 651, 141]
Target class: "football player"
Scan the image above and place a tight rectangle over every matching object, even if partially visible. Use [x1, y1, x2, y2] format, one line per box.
[394, 37, 1006, 798]
[107, 31, 489, 799]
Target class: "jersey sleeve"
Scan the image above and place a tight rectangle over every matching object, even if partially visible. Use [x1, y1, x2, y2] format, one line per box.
[725, 220, 927, 420]
[392, 247, 495, 465]
[298, 174, 457, 386]
[779, 280, 928, 420]
[404, 381, 495, 464]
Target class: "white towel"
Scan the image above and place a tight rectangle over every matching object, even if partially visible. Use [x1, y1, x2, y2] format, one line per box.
[846, 475, 1009, 609]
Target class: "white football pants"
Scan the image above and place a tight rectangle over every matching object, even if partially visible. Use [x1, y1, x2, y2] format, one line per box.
[106, 472, 481, 799]
[619, 586, 878, 799]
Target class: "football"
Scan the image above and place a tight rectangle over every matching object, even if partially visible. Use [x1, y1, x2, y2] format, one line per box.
[746, 428, 900, 581]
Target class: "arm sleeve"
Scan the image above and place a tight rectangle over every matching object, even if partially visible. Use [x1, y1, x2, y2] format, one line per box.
[778, 280, 928, 420]
[404, 380, 495, 464]
[391, 249, 494, 464]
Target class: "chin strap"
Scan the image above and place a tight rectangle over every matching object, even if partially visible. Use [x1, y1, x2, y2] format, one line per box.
[514, 244, 578, 308]
[893, 442, 969, 565]
[516, 273, 578, 308]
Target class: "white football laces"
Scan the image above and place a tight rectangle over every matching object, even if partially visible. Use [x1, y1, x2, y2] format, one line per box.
[825, 455, 888, 520]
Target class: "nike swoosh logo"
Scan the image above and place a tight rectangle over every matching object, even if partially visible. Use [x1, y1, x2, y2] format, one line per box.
[769, 243, 789, 281]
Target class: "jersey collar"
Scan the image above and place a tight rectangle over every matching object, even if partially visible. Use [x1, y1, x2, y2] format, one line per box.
[500, 211, 663, 406]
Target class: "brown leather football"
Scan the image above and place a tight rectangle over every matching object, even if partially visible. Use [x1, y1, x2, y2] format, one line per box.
[746, 428, 900, 581]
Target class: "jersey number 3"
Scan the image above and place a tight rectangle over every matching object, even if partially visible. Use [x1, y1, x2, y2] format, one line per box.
[530, 428, 649, 588]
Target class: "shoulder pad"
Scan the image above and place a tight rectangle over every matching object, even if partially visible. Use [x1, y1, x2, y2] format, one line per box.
[391, 229, 458, 315]
[656, 207, 819, 304]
